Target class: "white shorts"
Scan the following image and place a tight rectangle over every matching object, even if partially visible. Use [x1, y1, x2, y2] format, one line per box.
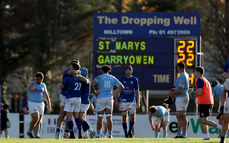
[175, 96, 189, 111]
[64, 97, 81, 113]
[97, 97, 113, 112]
[80, 104, 90, 112]
[224, 97, 229, 113]
[155, 112, 170, 126]
[28, 101, 45, 115]
[119, 102, 136, 114]
[59, 94, 66, 107]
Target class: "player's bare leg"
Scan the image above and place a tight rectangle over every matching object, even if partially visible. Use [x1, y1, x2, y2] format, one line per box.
[105, 108, 113, 138]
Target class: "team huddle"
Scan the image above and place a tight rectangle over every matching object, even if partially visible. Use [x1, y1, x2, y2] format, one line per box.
[25, 58, 229, 142]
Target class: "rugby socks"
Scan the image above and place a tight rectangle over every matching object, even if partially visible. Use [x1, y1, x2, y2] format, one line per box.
[221, 136, 225, 143]
[163, 131, 167, 138]
[97, 130, 101, 136]
[82, 121, 90, 132]
[108, 130, 112, 136]
[177, 131, 181, 136]
[219, 130, 221, 138]
[65, 129, 69, 133]
[68, 120, 74, 132]
[182, 131, 187, 137]
[56, 128, 60, 133]
[129, 121, 135, 133]
[103, 130, 107, 136]
[122, 123, 128, 137]
[75, 118, 82, 132]
[155, 131, 160, 138]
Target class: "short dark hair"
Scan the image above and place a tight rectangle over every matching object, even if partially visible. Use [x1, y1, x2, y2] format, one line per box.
[102, 65, 111, 73]
[211, 80, 219, 88]
[125, 65, 133, 71]
[149, 106, 157, 114]
[194, 66, 204, 74]
[71, 62, 81, 70]
[176, 62, 185, 69]
[3, 104, 9, 110]
[71, 60, 80, 65]
[35, 72, 44, 80]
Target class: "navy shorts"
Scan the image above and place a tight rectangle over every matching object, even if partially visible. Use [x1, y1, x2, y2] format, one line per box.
[198, 104, 213, 117]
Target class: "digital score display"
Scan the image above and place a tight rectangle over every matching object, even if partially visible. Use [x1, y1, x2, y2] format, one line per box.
[93, 12, 201, 89]
[175, 40, 196, 85]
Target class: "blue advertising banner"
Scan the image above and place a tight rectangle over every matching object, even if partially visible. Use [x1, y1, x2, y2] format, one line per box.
[93, 12, 201, 89]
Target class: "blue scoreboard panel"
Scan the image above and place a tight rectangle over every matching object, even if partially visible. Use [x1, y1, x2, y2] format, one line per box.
[93, 12, 201, 89]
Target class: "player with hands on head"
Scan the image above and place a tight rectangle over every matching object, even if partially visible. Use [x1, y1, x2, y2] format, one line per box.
[27, 72, 52, 138]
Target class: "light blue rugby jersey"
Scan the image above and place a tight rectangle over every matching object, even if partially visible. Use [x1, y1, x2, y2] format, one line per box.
[148, 106, 169, 119]
[94, 74, 123, 99]
[119, 75, 139, 103]
[81, 77, 90, 104]
[62, 76, 82, 99]
[175, 72, 189, 98]
[27, 81, 47, 103]
[212, 84, 223, 101]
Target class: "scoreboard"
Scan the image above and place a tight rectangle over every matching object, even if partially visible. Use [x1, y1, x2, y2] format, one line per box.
[93, 12, 201, 89]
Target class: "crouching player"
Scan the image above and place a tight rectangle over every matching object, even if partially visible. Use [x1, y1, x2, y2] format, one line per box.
[148, 105, 170, 138]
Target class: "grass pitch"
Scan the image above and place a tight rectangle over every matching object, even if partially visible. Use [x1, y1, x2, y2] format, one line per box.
[0, 138, 221, 143]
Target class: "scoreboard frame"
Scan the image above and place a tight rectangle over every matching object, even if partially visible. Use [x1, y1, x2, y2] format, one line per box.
[93, 12, 201, 89]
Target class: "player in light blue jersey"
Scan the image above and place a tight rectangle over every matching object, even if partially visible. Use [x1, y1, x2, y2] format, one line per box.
[27, 72, 52, 138]
[211, 80, 225, 138]
[56, 60, 81, 139]
[168, 62, 189, 138]
[148, 105, 170, 138]
[220, 58, 229, 143]
[90, 96, 108, 138]
[78, 67, 96, 138]
[60, 62, 88, 139]
[115, 65, 140, 138]
[91, 65, 124, 138]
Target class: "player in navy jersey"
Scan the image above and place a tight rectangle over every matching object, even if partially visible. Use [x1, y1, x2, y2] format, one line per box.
[91, 65, 124, 138]
[79, 67, 96, 138]
[148, 105, 170, 138]
[220, 58, 229, 143]
[55, 60, 81, 139]
[115, 65, 140, 138]
[60, 62, 88, 139]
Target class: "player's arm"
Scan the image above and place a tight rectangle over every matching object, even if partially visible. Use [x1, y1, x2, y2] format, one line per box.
[168, 87, 184, 96]
[135, 89, 140, 109]
[114, 85, 125, 108]
[43, 91, 52, 111]
[77, 74, 89, 84]
[91, 80, 98, 97]
[22, 107, 29, 114]
[220, 90, 227, 107]
[221, 72, 229, 79]
[27, 78, 37, 92]
[67, 69, 81, 76]
[149, 118, 155, 131]
[192, 88, 202, 96]
[90, 100, 96, 114]
[59, 83, 65, 90]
